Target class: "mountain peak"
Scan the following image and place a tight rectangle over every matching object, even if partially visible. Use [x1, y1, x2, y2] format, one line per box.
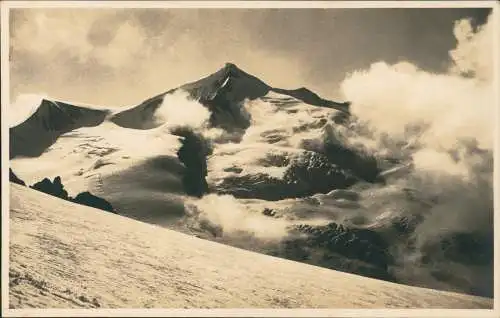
[292, 87, 314, 94]
[125, 62, 350, 132]
[178, 62, 271, 103]
[223, 62, 239, 70]
[219, 62, 254, 79]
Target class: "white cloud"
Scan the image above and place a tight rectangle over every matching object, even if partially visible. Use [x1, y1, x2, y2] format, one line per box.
[92, 21, 148, 68]
[449, 15, 494, 81]
[11, 10, 146, 68]
[155, 90, 211, 129]
[340, 14, 494, 152]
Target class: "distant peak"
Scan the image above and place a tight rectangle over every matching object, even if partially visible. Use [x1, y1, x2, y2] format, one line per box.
[294, 87, 311, 93]
[221, 62, 246, 77]
[283, 86, 320, 98]
[224, 62, 238, 69]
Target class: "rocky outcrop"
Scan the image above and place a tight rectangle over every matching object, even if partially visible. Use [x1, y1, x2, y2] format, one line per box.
[418, 230, 493, 297]
[213, 151, 358, 201]
[31, 176, 70, 201]
[323, 142, 381, 183]
[172, 127, 213, 198]
[72, 192, 115, 213]
[30, 176, 116, 214]
[292, 222, 391, 271]
[9, 168, 26, 186]
[265, 222, 393, 282]
[272, 87, 350, 113]
[283, 151, 359, 196]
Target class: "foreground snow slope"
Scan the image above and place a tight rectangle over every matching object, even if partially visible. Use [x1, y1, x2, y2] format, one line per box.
[9, 184, 492, 309]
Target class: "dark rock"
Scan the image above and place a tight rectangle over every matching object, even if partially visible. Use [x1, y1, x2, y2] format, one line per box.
[291, 221, 392, 273]
[282, 151, 358, 196]
[214, 173, 290, 201]
[269, 222, 394, 281]
[31, 176, 69, 200]
[281, 239, 311, 261]
[421, 231, 493, 267]
[262, 208, 277, 217]
[214, 151, 358, 201]
[292, 118, 328, 134]
[258, 152, 291, 168]
[416, 230, 494, 298]
[72, 191, 116, 213]
[323, 142, 381, 183]
[272, 87, 350, 113]
[198, 219, 224, 238]
[223, 166, 243, 173]
[172, 127, 212, 198]
[29, 176, 116, 214]
[9, 169, 26, 186]
[331, 111, 350, 125]
[391, 214, 425, 234]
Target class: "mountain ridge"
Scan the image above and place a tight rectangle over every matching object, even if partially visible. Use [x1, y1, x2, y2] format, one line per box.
[110, 62, 350, 130]
[129, 62, 349, 110]
[9, 99, 111, 158]
[10, 63, 351, 155]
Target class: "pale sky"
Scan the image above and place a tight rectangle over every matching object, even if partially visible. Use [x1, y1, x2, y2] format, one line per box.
[9, 7, 492, 107]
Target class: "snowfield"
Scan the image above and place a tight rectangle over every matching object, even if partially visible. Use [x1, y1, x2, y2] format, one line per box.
[8, 184, 493, 309]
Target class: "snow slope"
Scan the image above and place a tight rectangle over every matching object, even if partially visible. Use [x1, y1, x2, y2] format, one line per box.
[8, 184, 493, 309]
[10, 121, 190, 226]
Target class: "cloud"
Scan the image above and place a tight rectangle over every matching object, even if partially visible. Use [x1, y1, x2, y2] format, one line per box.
[155, 90, 211, 129]
[92, 20, 148, 68]
[10, 10, 146, 67]
[340, 13, 494, 151]
[341, 61, 493, 151]
[338, 13, 494, 291]
[449, 15, 494, 81]
[10, 8, 491, 107]
[9, 8, 307, 106]
[190, 194, 291, 239]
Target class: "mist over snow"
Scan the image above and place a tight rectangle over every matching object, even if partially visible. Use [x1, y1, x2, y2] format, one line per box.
[187, 194, 292, 240]
[154, 90, 211, 130]
[337, 14, 494, 294]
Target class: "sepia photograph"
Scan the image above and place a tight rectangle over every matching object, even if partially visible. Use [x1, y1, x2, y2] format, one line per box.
[1, 1, 498, 317]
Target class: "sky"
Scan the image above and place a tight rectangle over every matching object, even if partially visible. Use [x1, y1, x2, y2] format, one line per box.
[9, 6, 493, 107]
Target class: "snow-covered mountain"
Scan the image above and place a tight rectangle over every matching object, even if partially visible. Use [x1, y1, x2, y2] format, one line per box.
[9, 63, 494, 305]
[109, 62, 349, 131]
[10, 63, 349, 154]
